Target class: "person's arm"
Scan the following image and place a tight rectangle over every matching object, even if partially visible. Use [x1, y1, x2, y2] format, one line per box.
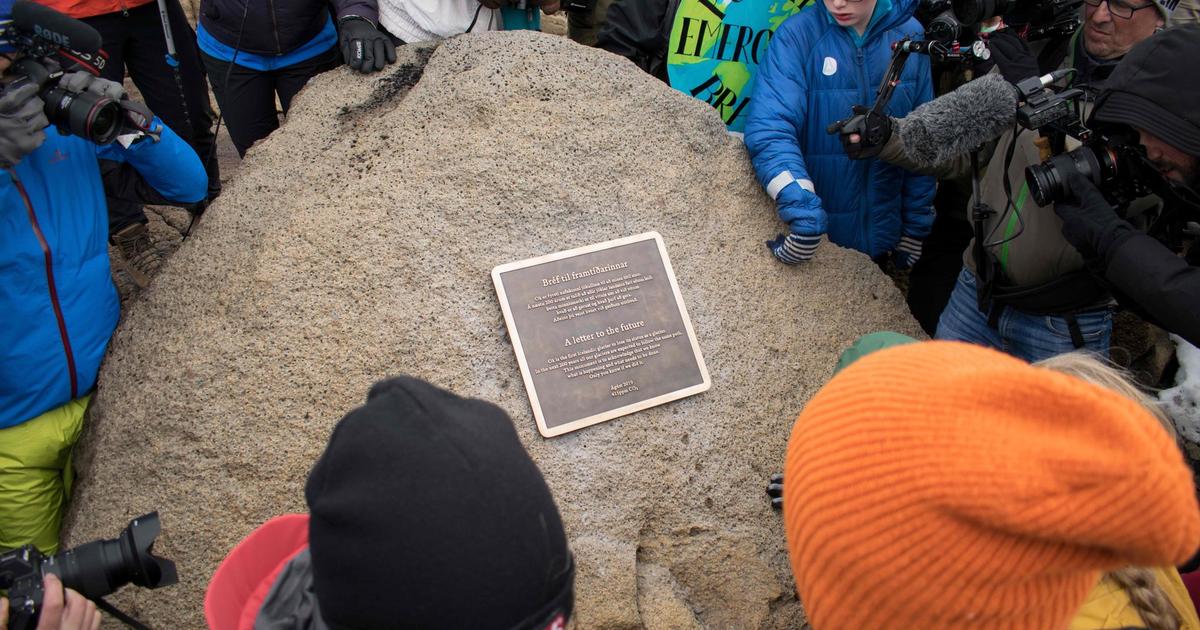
[895, 56, 937, 269]
[596, 0, 671, 77]
[1103, 231, 1200, 347]
[1055, 173, 1200, 346]
[743, 20, 826, 263]
[96, 121, 207, 206]
[333, 0, 380, 25]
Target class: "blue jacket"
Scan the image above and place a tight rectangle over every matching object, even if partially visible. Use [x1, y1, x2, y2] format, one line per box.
[0, 122, 207, 429]
[744, 0, 935, 258]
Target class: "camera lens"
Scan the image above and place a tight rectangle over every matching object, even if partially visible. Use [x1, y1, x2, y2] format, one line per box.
[41, 85, 121, 146]
[41, 513, 177, 602]
[1026, 145, 1106, 206]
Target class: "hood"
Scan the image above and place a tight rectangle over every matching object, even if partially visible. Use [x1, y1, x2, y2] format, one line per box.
[819, 0, 916, 45]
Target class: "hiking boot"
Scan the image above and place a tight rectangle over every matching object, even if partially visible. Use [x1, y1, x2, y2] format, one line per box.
[111, 222, 160, 288]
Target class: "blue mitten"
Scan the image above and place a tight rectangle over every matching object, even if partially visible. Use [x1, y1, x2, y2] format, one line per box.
[893, 235, 923, 270]
[766, 180, 825, 264]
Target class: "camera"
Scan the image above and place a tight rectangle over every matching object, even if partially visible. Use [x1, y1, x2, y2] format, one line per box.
[951, 0, 1081, 39]
[0, 512, 177, 630]
[1025, 130, 1154, 207]
[3, 3, 122, 144]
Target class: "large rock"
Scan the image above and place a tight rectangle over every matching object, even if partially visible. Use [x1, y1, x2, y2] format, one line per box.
[64, 32, 922, 628]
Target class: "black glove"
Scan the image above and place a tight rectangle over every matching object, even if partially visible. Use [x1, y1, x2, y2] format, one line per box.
[1054, 172, 1135, 259]
[826, 105, 892, 160]
[983, 28, 1040, 86]
[339, 17, 397, 74]
[0, 82, 48, 168]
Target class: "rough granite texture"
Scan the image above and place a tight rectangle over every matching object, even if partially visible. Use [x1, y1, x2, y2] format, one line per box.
[63, 32, 923, 629]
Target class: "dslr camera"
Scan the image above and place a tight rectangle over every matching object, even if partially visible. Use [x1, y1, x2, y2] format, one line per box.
[0, 513, 177, 630]
[2, 0, 127, 144]
[1025, 128, 1161, 208]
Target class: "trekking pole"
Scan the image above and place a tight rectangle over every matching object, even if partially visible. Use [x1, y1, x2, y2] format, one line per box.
[156, 0, 205, 239]
[154, 0, 195, 138]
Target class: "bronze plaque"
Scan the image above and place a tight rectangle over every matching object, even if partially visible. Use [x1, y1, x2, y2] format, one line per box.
[493, 232, 711, 437]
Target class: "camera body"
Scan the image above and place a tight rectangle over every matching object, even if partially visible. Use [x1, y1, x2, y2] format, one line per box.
[0, 513, 177, 630]
[1026, 131, 1155, 208]
[951, 0, 1081, 39]
[4, 13, 122, 144]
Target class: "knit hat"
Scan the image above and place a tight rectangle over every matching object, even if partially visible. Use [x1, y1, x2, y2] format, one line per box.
[0, 0, 14, 54]
[1092, 24, 1200, 157]
[305, 376, 574, 630]
[1152, 0, 1178, 23]
[783, 341, 1200, 630]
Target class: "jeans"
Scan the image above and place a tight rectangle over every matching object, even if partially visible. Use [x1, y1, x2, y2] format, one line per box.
[936, 267, 1112, 363]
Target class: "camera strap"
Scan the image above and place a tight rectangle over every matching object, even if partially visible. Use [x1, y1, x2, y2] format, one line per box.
[95, 597, 153, 630]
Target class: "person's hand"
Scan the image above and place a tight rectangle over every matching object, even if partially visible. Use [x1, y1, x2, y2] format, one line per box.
[892, 235, 923, 270]
[1055, 172, 1132, 259]
[0, 82, 48, 168]
[538, 0, 561, 13]
[0, 574, 101, 630]
[58, 71, 125, 102]
[826, 105, 892, 160]
[338, 17, 397, 74]
[984, 28, 1039, 86]
[766, 232, 821, 264]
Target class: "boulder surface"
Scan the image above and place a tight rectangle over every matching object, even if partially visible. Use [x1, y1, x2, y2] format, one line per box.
[64, 32, 922, 628]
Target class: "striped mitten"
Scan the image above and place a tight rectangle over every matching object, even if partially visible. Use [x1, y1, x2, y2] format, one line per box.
[767, 233, 821, 265]
[893, 236, 923, 270]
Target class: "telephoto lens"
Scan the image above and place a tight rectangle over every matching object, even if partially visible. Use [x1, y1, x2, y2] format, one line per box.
[1025, 145, 1115, 206]
[42, 512, 178, 601]
[10, 57, 121, 145]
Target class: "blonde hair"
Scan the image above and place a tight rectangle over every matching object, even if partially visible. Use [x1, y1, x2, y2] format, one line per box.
[1034, 352, 1174, 437]
[1035, 352, 1181, 630]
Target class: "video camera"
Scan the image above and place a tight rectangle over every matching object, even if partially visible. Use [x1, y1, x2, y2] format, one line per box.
[952, 0, 1081, 39]
[0, 513, 177, 630]
[2, 0, 129, 145]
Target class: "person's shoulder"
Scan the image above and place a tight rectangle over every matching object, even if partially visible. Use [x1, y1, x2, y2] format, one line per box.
[774, 9, 837, 53]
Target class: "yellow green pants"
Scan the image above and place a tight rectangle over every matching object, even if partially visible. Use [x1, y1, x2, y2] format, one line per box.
[0, 396, 88, 554]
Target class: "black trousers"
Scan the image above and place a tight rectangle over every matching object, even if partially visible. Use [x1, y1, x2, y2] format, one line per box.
[906, 177, 975, 335]
[84, 0, 221, 234]
[201, 45, 340, 158]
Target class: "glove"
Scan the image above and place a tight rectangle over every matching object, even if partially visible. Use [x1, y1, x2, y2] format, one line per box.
[767, 472, 783, 509]
[893, 235, 923, 270]
[826, 105, 892, 160]
[0, 82, 48, 168]
[339, 16, 397, 74]
[983, 28, 1040, 86]
[58, 71, 126, 101]
[767, 232, 821, 264]
[1054, 172, 1135, 259]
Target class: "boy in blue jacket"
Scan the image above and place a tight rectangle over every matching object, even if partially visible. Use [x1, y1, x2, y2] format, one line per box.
[0, 1, 207, 554]
[745, 0, 934, 266]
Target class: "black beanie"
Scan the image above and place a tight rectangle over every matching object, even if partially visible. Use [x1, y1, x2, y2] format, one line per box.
[304, 377, 574, 630]
[1092, 24, 1200, 157]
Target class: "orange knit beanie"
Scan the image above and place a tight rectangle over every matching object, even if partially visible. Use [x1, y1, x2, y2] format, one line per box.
[783, 341, 1200, 630]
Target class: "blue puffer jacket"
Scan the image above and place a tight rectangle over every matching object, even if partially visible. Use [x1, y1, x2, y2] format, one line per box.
[744, 0, 935, 258]
[0, 122, 207, 429]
